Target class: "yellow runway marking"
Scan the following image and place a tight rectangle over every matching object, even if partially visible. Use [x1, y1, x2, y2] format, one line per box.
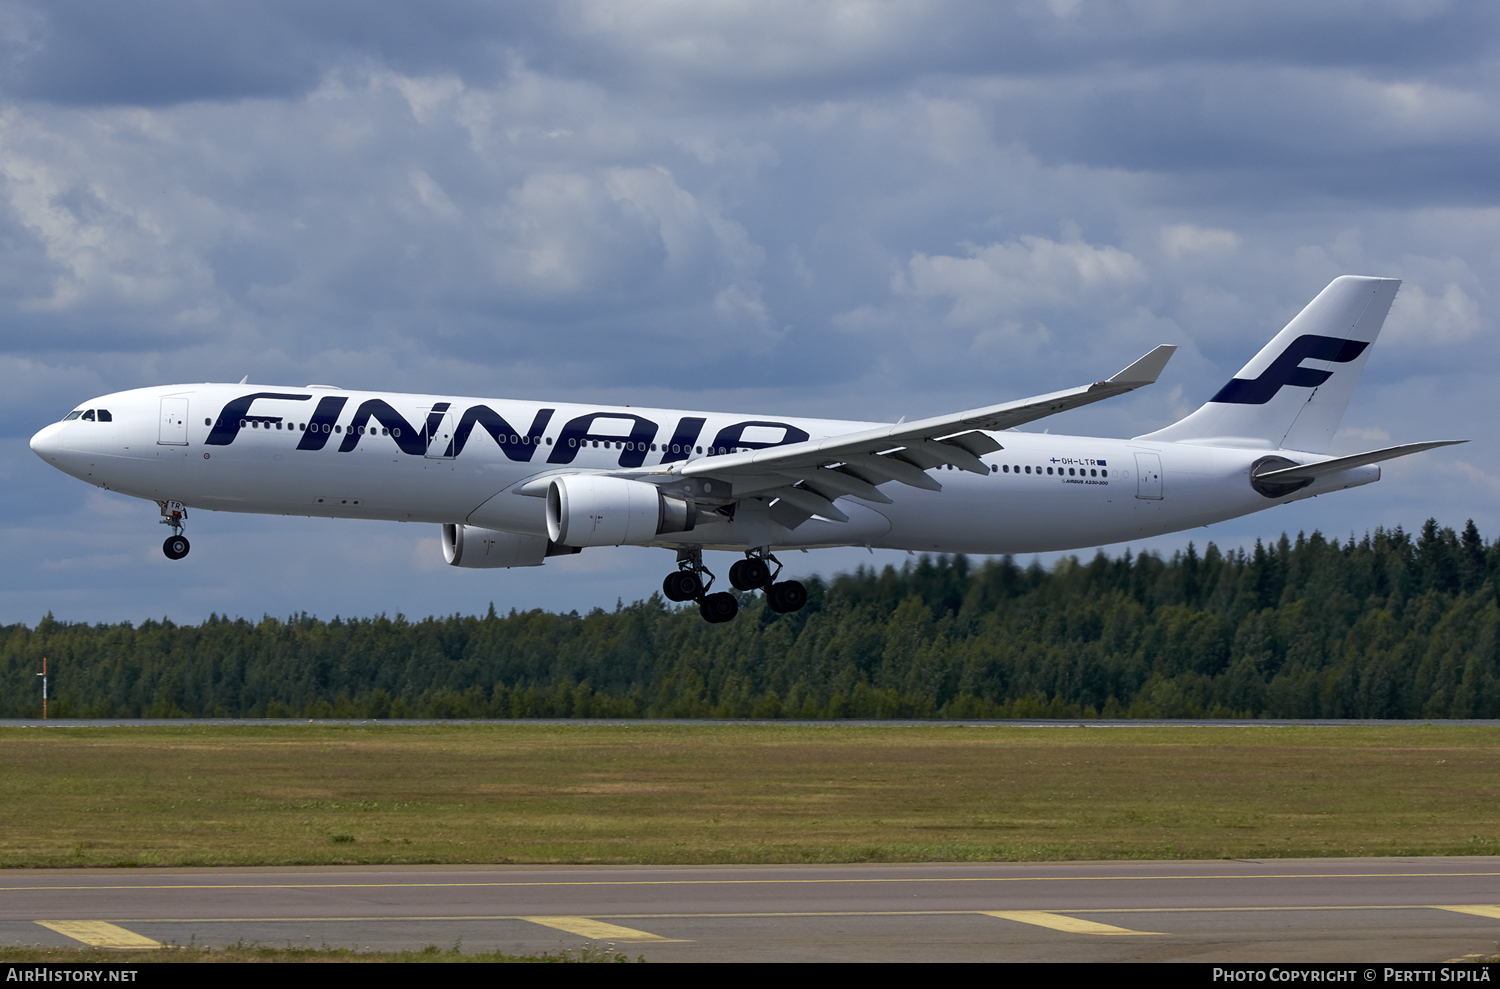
[36, 920, 161, 949]
[982, 911, 1167, 935]
[1433, 905, 1500, 920]
[519, 916, 689, 942]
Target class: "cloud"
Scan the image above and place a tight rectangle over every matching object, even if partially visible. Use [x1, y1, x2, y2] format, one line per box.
[1161, 224, 1240, 259]
[1383, 281, 1484, 345]
[897, 233, 1147, 325]
[1441, 460, 1500, 496]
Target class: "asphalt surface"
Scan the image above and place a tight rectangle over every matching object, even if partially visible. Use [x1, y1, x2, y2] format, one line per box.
[4, 858, 1499, 962]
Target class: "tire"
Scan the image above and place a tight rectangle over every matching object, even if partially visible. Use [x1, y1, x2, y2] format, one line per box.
[698, 591, 739, 624]
[730, 558, 770, 591]
[664, 570, 701, 602]
[768, 580, 807, 613]
[163, 535, 191, 561]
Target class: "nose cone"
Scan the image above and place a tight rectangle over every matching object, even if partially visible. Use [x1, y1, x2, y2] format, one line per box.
[30, 421, 64, 461]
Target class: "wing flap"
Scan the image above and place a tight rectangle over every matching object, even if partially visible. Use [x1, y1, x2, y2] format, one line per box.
[939, 430, 1005, 457]
[841, 453, 943, 491]
[778, 467, 893, 504]
[771, 485, 851, 523]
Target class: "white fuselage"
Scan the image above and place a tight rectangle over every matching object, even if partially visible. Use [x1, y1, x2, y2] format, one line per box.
[29, 383, 1377, 557]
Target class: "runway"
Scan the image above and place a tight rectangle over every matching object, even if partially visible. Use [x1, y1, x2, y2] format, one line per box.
[4, 858, 1499, 962]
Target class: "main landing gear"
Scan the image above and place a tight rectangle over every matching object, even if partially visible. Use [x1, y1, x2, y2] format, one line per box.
[158, 500, 190, 560]
[663, 547, 808, 624]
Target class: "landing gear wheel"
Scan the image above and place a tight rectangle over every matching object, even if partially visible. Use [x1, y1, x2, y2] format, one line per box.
[767, 580, 807, 614]
[163, 535, 191, 561]
[663, 570, 703, 602]
[699, 592, 739, 624]
[729, 558, 771, 591]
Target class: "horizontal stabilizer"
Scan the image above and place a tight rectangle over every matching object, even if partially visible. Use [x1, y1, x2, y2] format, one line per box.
[1252, 440, 1467, 483]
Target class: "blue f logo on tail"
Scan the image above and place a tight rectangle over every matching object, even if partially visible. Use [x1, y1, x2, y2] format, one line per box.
[1210, 334, 1369, 406]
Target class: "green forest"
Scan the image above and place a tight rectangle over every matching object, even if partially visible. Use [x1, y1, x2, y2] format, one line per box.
[5, 519, 1499, 720]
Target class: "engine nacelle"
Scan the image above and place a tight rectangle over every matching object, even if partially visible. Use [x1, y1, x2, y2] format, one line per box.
[546, 475, 697, 547]
[441, 524, 577, 568]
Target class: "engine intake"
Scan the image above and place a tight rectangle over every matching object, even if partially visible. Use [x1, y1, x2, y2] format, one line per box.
[546, 475, 697, 547]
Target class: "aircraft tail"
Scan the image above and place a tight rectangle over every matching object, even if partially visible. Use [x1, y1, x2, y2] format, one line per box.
[1137, 275, 1400, 453]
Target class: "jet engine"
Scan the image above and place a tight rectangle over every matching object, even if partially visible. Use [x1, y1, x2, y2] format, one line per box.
[442, 524, 579, 568]
[546, 475, 697, 547]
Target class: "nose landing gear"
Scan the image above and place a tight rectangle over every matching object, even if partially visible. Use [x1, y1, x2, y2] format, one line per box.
[158, 500, 190, 560]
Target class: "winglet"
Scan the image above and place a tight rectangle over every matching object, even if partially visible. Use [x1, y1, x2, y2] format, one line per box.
[1107, 345, 1176, 387]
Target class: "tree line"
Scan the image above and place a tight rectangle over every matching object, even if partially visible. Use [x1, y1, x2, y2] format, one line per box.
[4, 519, 1498, 720]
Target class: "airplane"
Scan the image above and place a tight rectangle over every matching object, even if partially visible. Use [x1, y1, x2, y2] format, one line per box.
[29, 275, 1463, 623]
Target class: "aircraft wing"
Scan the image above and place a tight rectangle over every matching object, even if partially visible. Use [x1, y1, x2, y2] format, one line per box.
[669, 345, 1177, 526]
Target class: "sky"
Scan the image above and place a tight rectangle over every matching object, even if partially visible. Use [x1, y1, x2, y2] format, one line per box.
[2, 0, 1497, 627]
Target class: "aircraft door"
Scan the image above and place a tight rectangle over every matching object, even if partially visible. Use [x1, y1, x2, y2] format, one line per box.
[1134, 452, 1163, 499]
[158, 398, 189, 446]
[424, 410, 455, 459]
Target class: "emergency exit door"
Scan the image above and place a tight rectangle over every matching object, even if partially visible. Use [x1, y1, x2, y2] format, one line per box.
[424, 410, 455, 459]
[1134, 452, 1163, 499]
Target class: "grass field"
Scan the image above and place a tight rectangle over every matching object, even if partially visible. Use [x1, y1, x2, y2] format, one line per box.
[1, 723, 1497, 868]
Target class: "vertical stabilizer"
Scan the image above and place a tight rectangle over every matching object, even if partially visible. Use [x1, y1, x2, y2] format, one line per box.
[1138, 275, 1399, 453]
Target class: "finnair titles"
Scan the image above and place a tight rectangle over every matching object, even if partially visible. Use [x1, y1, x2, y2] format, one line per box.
[31, 276, 1463, 623]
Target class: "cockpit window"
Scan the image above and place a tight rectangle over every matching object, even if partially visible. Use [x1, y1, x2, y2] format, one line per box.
[81, 410, 96, 421]
[63, 411, 82, 421]
[96, 410, 112, 422]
